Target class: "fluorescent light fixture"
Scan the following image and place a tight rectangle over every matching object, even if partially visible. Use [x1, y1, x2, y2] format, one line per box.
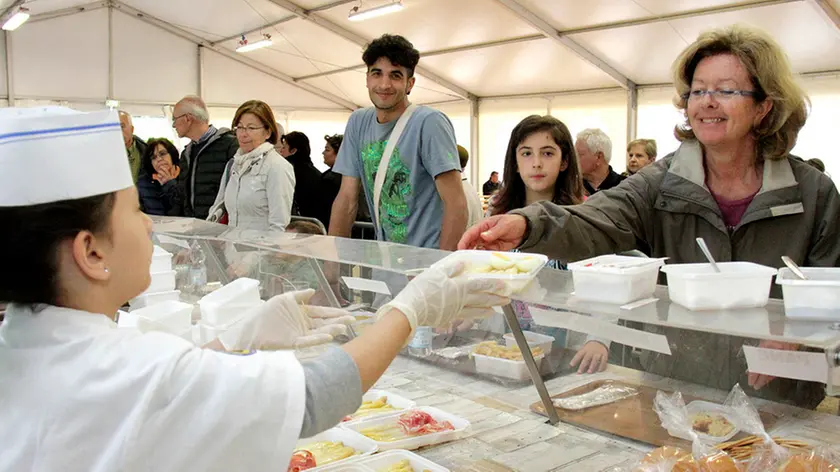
[236, 38, 272, 53]
[348, 0, 403, 22]
[2, 7, 30, 31]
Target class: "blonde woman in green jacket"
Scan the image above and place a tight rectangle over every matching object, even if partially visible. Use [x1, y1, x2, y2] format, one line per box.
[459, 25, 840, 410]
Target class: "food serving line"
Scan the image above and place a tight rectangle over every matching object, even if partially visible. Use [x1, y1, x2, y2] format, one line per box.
[318, 355, 840, 472]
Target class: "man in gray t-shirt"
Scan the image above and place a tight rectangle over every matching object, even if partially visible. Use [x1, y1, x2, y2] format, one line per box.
[329, 34, 467, 250]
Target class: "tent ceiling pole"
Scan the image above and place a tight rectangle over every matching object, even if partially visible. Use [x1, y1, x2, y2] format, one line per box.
[626, 84, 638, 144]
[210, 0, 357, 46]
[107, 1, 114, 99]
[469, 98, 480, 192]
[806, 0, 840, 34]
[265, 0, 478, 100]
[110, 1, 358, 111]
[198, 45, 206, 98]
[5, 31, 13, 106]
[494, 0, 635, 90]
[28, 1, 108, 24]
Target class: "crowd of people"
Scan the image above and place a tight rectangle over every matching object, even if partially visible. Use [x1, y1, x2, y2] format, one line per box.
[2, 20, 839, 471]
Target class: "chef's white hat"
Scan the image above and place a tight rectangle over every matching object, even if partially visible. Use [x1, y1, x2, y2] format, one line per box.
[0, 106, 133, 207]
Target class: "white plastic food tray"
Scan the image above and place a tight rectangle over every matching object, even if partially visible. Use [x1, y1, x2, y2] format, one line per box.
[150, 245, 173, 273]
[342, 390, 417, 425]
[342, 406, 469, 452]
[440, 250, 548, 292]
[473, 352, 543, 381]
[322, 449, 450, 472]
[568, 255, 665, 304]
[777, 267, 840, 321]
[294, 427, 378, 472]
[133, 300, 193, 335]
[129, 290, 180, 310]
[503, 331, 555, 355]
[142, 270, 177, 295]
[661, 262, 777, 310]
[666, 400, 740, 445]
[198, 278, 262, 326]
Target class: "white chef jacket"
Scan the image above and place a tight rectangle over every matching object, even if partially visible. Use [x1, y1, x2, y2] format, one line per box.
[0, 304, 306, 472]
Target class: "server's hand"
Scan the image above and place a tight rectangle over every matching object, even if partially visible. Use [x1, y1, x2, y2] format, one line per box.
[218, 289, 355, 350]
[376, 259, 511, 335]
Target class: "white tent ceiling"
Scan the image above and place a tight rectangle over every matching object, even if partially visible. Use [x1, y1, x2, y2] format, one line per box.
[2, 0, 839, 112]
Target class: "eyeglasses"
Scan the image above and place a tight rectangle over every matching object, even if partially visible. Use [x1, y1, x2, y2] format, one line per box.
[171, 113, 188, 125]
[683, 89, 758, 101]
[234, 125, 265, 133]
[153, 150, 170, 160]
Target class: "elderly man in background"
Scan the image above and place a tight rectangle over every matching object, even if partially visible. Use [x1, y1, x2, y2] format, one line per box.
[575, 128, 625, 194]
[119, 111, 147, 183]
[173, 95, 238, 219]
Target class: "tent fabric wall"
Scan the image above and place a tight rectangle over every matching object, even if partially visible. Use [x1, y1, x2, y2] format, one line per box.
[12, 9, 109, 99]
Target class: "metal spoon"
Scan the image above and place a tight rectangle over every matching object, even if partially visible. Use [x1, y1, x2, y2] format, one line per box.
[781, 256, 809, 280]
[695, 237, 721, 273]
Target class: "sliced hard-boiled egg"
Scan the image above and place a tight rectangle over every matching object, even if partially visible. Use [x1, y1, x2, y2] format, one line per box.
[489, 253, 515, 270]
[515, 256, 542, 273]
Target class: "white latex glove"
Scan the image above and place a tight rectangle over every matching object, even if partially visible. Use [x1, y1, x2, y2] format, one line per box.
[375, 259, 512, 335]
[217, 289, 356, 351]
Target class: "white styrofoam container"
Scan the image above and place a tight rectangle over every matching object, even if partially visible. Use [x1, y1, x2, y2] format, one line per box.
[342, 390, 417, 425]
[142, 270, 177, 295]
[502, 331, 555, 355]
[198, 278, 261, 325]
[198, 320, 229, 345]
[473, 352, 544, 381]
[343, 407, 470, 452]
[353, 450, 450, 472]
[440, 250, 548, 292]
[294, 427, 378, 472]
[150, 246, 173, 273]
[661, 262, 777, 311]
[129, 290, 180, 310]
[666, 401, 740, 444]
[133, 300, 193, 335]
[568, 255, 666, 304]
[777, 267, 840, 320]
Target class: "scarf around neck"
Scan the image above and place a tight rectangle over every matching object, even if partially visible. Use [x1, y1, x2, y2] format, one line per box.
[233, 142, 275, 175]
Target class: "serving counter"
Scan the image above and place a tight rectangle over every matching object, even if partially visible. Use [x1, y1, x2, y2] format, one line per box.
[150, 216, 840, 471]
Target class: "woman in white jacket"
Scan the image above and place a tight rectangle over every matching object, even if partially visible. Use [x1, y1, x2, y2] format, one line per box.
[209, 100, 295, 231]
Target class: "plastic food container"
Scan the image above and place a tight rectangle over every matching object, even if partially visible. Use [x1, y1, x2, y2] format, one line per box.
[294, 427, 378, 472]
[568, 255, 665, 304]
[198, 278, 261, 326]
[342, 407, 470, 452]
[343, 449, 450, 472]
[342, 390, 417, 425]
[661, 262, 777, 311]
[133, 300, 193, 335]
[777, 267, 840, 321]
[440, 250, 548, 292]
[666, 400, 739, 444]
[473, 352, 543, 381]
[142, 270, 177, 295]
[150, 245, 173, 273]
[129, 290, 180, 310]
[503, 331, 555, 355]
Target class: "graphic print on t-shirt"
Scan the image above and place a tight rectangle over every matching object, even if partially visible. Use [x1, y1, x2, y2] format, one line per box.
[361, 140, 412, 243]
